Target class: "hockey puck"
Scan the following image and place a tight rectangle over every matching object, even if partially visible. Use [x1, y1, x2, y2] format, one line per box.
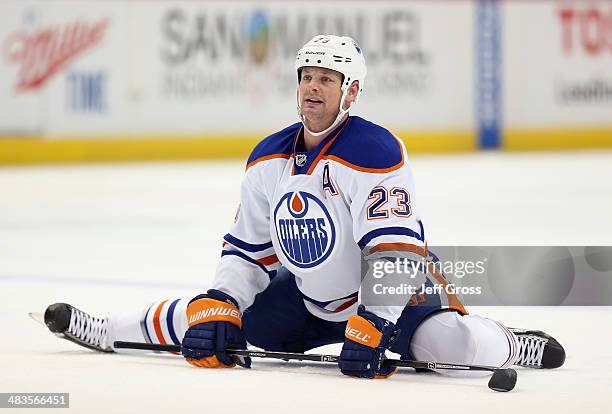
[487, 369, 517, 392]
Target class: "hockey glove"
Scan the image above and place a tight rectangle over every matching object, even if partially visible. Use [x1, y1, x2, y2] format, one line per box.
[339, 305, 398, 379]
[182, 289, 251, 369]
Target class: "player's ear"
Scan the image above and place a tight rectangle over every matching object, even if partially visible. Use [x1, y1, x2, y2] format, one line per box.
[345, 80, 360, 106]
[353, 80, 361, 97]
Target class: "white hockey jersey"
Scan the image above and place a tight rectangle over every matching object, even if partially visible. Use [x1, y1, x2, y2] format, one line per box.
[211, 116, 461, 323]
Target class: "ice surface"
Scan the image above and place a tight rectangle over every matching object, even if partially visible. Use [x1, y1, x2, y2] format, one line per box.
[1, 151, 611, 413]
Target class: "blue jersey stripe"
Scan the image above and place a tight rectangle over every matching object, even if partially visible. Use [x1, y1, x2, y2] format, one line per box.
[418, 220, 425, 242]
[301, 290, 358, 308]
[358, 226, 425, 249]
[141, 304, 154, 344]
[224, 233, 273, 252]
[166, 299, 181, 346]
[221, 249, 275, 278]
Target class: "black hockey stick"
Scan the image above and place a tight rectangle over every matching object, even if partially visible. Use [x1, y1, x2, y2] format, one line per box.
[114, 341, 517, 392]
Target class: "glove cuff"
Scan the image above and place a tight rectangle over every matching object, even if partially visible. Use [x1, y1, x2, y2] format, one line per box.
[345, 305, 397, 348]
[345, 315, 383, 348]
[186, 297, 242, 328]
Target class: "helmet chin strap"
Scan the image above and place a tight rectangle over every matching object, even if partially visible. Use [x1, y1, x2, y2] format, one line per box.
[297, 87, 353, 138]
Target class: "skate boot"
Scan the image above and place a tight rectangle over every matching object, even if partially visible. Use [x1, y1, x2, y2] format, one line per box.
[45, 303, 113, 353]
[510, 328, 565, 369]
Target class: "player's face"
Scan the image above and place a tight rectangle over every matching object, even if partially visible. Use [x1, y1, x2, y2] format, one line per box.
[298, 67, 344, 130]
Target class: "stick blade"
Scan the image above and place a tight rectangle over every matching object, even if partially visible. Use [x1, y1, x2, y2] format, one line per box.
[488, 369, 517, 392]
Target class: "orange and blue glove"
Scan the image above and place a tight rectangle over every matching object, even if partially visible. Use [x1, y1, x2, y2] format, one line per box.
[182, 289, 251, 368]
[339, 305, 399, 379]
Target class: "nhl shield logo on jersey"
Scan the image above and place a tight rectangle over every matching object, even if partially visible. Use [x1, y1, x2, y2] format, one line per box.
[274, 191, 336, 269]
[295, 153, 307, 167]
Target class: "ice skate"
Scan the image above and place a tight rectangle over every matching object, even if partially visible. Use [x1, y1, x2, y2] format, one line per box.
[510, 328, 565, 369]
[44, 303, 114, 353]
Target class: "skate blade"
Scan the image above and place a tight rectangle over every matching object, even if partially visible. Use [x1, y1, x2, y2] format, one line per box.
[28, 312, 45, 326]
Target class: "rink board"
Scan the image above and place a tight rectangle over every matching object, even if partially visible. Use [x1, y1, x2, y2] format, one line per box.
[0, 0, 611, 163]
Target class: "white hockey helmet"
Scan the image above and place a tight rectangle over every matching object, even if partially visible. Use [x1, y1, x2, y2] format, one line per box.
[295, 35, 367, 136]
[295, 34, 367, 97]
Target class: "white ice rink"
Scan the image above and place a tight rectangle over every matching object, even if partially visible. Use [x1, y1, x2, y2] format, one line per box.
[1, 151, 612, 413]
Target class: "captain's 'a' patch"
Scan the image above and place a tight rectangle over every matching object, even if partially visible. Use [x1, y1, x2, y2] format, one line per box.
[322, 164, 338, 196]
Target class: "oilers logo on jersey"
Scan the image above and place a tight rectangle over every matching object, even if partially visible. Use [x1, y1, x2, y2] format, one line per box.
[274, 191, 336, 269]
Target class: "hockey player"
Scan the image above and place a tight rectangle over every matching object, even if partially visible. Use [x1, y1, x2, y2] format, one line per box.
[44, 35, 565, 378]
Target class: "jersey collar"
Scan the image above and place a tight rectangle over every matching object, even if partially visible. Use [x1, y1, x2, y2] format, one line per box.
[292, 116, 351, 176]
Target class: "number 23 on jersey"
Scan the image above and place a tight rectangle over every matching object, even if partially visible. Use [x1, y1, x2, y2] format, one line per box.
[366, 186, 412, 220]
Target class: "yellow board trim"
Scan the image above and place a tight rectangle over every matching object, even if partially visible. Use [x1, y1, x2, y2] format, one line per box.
[504, 128, 612, 151]
[399, 130, 476, 153]
[0, 131, 476, 165]
[3, 128, 612, 165]
[0, 135, 260, 165]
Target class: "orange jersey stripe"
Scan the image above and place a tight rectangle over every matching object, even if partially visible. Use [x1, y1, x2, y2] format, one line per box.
[257, 253, 279, 266]
[323, 154, 404, 174]
[153, 300, 168, 345]
[246, 153, 291, 171]
[334, 296, 358, 313]
[368, 242, 427, 257]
